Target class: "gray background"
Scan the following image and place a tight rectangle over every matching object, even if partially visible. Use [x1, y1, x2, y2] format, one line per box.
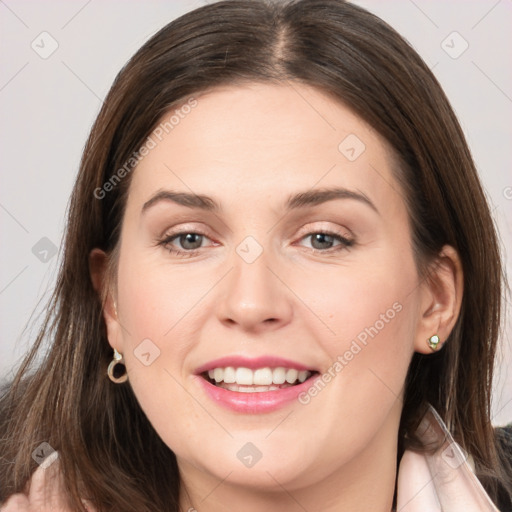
[1, 0, 511, 425]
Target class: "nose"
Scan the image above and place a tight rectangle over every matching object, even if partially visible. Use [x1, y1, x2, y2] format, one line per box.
[216, 245, 294, 334]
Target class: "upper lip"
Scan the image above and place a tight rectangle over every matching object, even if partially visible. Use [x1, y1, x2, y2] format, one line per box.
[195, 356, 317, 375]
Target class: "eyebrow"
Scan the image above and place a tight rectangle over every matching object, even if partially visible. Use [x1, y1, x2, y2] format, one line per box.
[141, 187, 378, 215]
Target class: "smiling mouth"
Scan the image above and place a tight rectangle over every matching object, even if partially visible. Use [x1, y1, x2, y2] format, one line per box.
[202, 366, 319, 393]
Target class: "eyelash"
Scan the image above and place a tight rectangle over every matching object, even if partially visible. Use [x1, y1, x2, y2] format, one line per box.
[156, 229, 354, 258]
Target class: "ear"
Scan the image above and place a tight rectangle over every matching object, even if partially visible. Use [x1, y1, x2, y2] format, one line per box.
[89, 247, 121, 351]
[413, 245, 464, 354]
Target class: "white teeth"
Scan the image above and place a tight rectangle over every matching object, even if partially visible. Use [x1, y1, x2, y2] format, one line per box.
[253, 368, 273, 386]
[272, 367, 286, 384]
[235, 367, 253, 386]
[205, 366, 312, 387]
[223, 366, 236, 384]
[218, 383, 285, 393]
[298, 370, 309, 383]
[214, 367, 223, 383]
[285, 369, 298, 384]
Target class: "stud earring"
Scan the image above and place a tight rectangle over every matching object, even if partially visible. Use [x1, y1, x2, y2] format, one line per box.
[107, 348, 128, 383]
[427, 334, 441, 351]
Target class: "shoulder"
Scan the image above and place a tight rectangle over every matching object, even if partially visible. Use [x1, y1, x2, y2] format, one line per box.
[495, 423, 512, 458]
[0, 453, 97, 512]
[495, 423, 512, 438]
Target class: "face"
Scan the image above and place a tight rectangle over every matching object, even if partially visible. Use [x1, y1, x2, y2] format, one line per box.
[100, 82, 441, 502]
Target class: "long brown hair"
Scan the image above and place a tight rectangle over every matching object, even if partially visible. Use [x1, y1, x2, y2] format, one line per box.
[1, 1, 511, 510]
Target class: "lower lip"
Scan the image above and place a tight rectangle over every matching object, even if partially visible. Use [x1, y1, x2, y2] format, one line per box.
[195, 375, 319, 413]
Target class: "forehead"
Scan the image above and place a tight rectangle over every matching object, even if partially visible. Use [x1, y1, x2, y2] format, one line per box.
[127, 82, 405, 218]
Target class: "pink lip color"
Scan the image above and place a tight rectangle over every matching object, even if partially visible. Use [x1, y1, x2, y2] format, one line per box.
[195, 355, 313, 374]
[195, 374, 318, 413]
[194, 356, 318, 413]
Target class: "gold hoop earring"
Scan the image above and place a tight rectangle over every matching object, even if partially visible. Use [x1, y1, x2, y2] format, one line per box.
[107, 348, 128, 383]
[427, 334, 441, 351]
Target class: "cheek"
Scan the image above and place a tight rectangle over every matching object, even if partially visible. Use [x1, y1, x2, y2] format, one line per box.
[289, 259, 418, 466]
[112, 262, 210, 460]
[297, 248, 419, 411]
[115, 249, 211, 349]
[292, 250, 418, 360]
[112, 251, 223, 442]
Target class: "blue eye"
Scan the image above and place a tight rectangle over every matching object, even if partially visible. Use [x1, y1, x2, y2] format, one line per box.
[157, 229, 354, 258]
[158, 232, 209, 257]
[298, 231, 354, 253]
[171, 233, 204, 250]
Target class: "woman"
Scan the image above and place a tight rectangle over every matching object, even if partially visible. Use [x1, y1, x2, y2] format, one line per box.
[1, 0, 511, 510]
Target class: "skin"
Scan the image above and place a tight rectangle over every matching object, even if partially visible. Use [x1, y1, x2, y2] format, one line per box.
[89, 82, 463, 512]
